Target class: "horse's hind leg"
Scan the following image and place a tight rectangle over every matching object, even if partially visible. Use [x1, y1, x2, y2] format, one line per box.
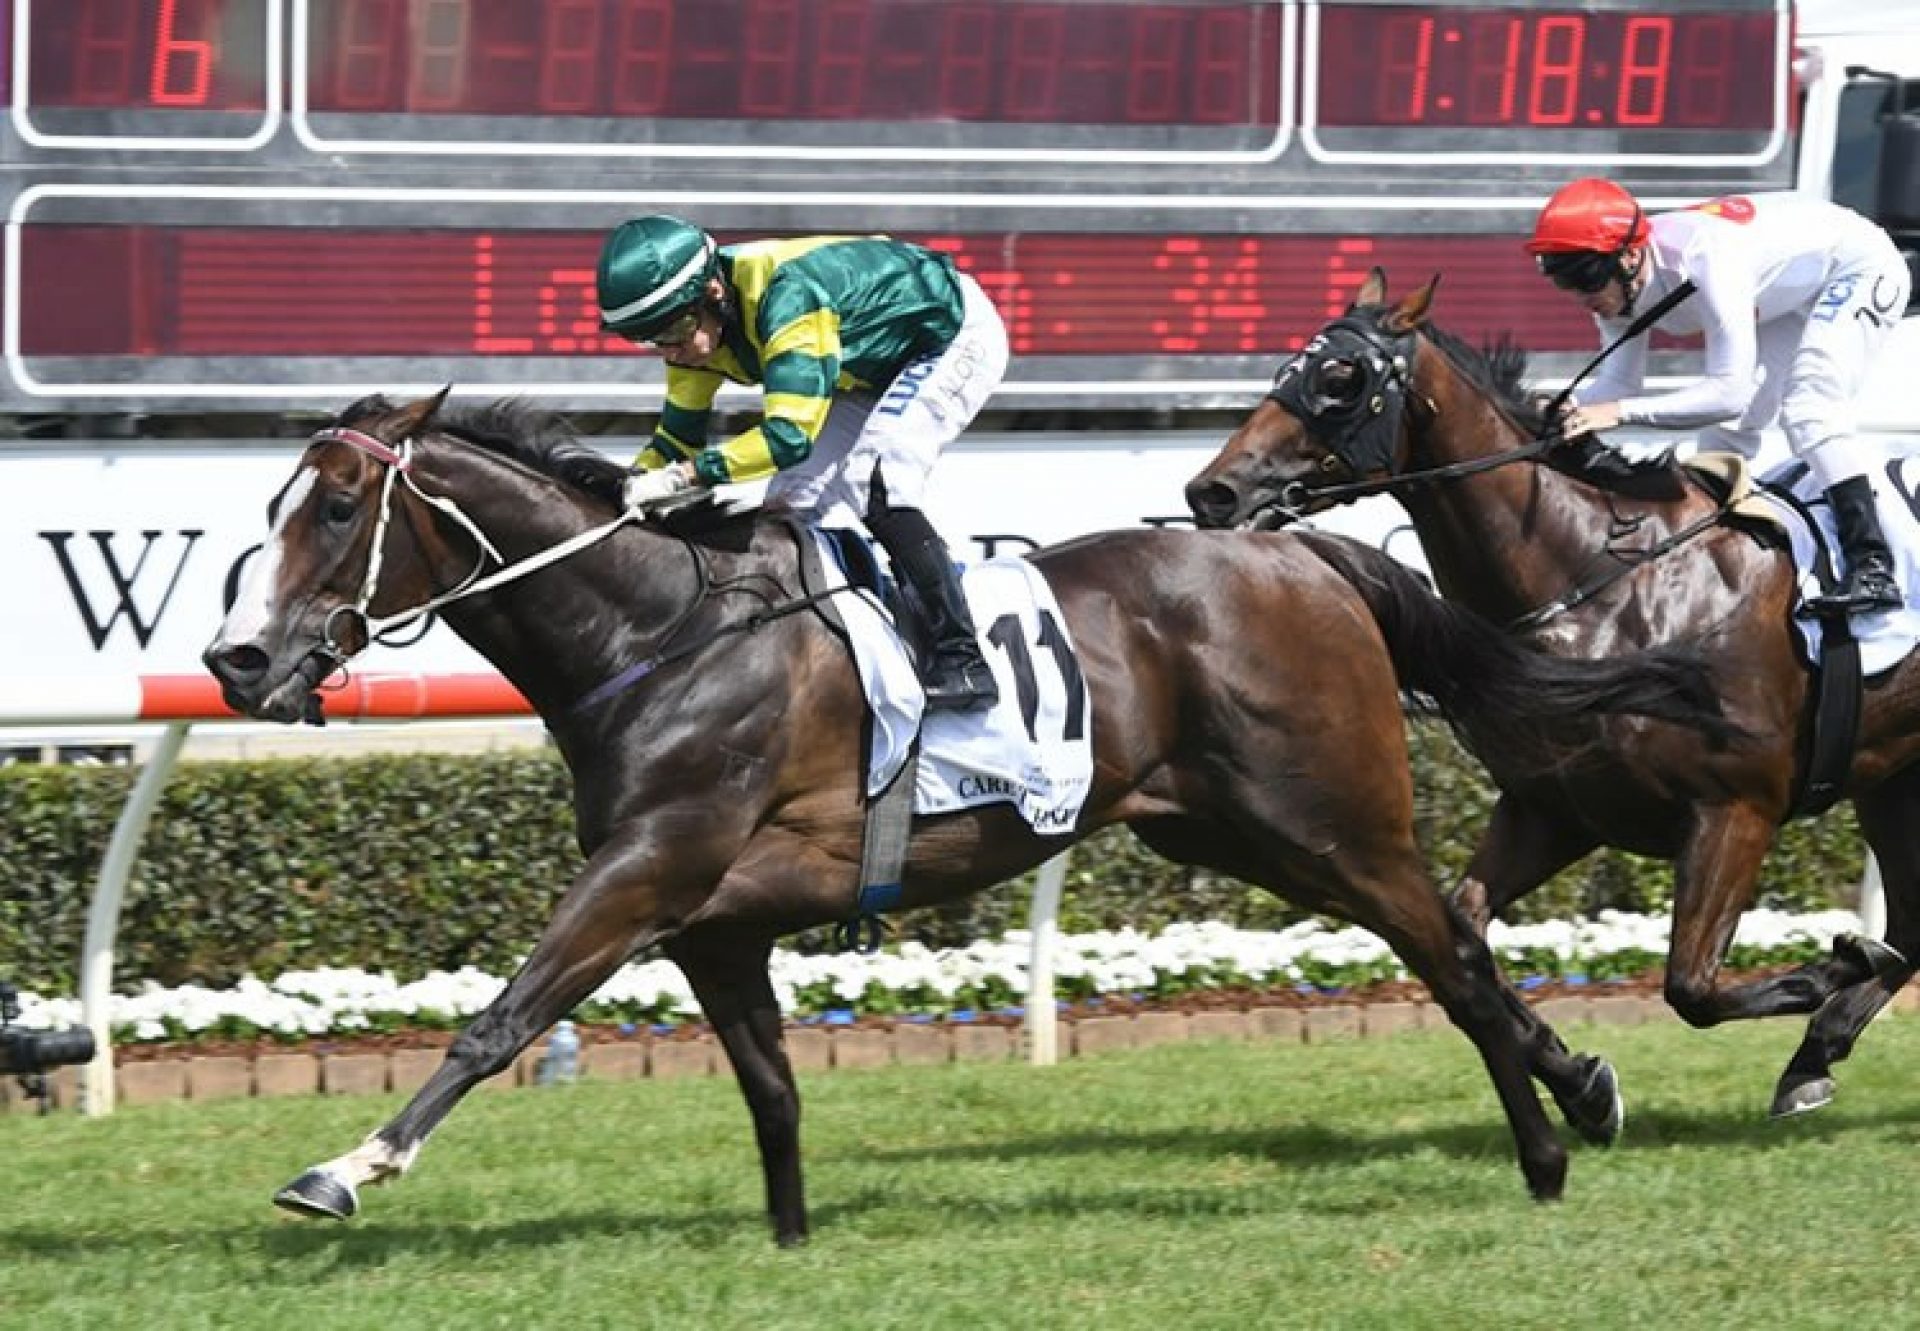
[273, 836, 695, 1221]
[1449, 797, 1597, 934]
[666, 929, 809, 1246]
[1772, 774, 1920, 1118]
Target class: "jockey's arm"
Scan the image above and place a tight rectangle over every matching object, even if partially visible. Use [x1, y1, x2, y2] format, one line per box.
[691, 303, 842, 486]
[1612, 246, 1760, 432]
[634, 368, 723, 471]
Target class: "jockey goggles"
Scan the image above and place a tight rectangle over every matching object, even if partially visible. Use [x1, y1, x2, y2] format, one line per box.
[646, 306, 703, 349]
[1537, 249, 1622, 294]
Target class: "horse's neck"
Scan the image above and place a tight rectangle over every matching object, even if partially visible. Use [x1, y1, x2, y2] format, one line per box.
[413, 448, 728, 715]
[1405, 416, 1622, 627]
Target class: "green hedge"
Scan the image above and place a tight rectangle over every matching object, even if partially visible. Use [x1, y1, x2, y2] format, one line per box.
[0, 721, 1864, 993]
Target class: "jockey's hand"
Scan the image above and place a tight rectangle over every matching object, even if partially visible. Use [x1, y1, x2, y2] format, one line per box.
[624, 461, 696, 512]
[1561, 401, 1623, 438]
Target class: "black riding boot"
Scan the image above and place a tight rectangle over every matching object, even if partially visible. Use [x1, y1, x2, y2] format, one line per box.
[1807, 476, 1902, 616]
[867, 506, 999, 711]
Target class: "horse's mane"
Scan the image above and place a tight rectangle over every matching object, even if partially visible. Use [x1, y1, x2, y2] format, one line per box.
[1403, 319, 1549, 436]
[335, 394, 632, 509]
[334, 394, 756, 544]
[1386, 315, 1690, 501]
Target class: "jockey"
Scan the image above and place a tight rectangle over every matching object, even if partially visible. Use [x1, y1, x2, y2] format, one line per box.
[596, 216, 1007, 710]
[1527, 178, 1913, 615]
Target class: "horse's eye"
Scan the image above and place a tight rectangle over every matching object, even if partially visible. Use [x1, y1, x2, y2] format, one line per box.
[323, 494, 358, 526]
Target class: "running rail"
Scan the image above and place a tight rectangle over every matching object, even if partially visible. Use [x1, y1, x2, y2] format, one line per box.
[16, 673, 1073, 1114]
[14, 672, 532, 1115]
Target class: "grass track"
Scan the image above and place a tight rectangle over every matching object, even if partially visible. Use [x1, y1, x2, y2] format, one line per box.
[5, 1016, 1920, 1330]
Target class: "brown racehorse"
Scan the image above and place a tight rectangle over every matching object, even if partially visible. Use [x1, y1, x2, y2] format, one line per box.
[1186, 269, 1920, 1120]
[204, 391, 1733, 1242]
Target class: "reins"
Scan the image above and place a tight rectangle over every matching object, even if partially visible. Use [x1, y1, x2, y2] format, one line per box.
[313, 426, 859, 713]
[1252, 281, 1728, 627]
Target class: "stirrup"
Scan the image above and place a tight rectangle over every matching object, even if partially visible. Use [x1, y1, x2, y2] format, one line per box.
[1802, 570, 1901, 618]
[923, 658, 999, 711]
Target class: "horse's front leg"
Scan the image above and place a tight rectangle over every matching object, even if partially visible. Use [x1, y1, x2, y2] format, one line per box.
[665, 927, 808, 1246]
[1449, 799, 1622, 1142]
[1772, 771, 1920, 1117]
[273, 832, 708, 1222]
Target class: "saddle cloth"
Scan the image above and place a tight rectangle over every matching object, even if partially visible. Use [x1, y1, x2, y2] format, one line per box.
[812, 529, 1094, 835]
[1737, 446, 1920, 677]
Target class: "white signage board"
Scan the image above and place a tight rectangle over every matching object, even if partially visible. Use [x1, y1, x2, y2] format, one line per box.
[0, 433, 1414, 698]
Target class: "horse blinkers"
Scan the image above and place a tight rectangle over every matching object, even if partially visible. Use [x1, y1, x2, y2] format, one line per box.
[1266, 319, 1416, 478]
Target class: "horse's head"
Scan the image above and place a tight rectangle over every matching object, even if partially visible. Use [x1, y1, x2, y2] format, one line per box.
[1186, 268, 1437, 529]
[204, 389, 452, 723]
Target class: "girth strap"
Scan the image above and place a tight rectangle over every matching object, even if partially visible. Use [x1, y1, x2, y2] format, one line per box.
[1768, 484, 1863, 820]
[788, 519, 922, 953]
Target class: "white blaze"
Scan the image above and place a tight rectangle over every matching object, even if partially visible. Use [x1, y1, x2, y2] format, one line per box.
[212, 466, 316, 647]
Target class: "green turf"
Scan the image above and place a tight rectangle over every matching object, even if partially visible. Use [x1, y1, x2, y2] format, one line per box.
[4, 1015, 1918, 1330]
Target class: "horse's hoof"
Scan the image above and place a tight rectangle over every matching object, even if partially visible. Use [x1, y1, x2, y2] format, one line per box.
[1552, 1056, 1625, 1146]
[1524, 1150, 1569, 1203]
[1770, 1075, 1835, 1120]
[273, 1169, 359, 1221]
[1836, 933, 1908, 981]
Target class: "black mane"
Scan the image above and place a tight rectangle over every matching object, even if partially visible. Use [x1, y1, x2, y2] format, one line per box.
[445, 400, 632, 508]
[334, 394, 630, 507]
[1364, 311, 1688, 500]
[1383, 317, 1550, 437]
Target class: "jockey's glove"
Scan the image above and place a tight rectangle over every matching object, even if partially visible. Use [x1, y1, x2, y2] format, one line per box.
[624, 461, 696, 511]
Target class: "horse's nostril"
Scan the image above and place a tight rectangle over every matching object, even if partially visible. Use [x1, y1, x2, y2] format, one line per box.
[1186, 482, 1238, 526]
[207, 644, 270, 686]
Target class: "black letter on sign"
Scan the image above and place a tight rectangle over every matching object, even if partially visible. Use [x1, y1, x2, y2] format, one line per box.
[40, 529, 205, 650]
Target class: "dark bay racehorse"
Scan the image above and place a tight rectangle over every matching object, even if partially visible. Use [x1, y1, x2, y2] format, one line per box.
[204, 391, 1732, 1241]
[1186, 269, 1920, 1118]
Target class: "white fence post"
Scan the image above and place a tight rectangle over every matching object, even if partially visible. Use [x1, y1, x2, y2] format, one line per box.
[1858, 852, 1885, 942]
[1025, 851, 1071, 1066]
[79, 722, 191, 1117]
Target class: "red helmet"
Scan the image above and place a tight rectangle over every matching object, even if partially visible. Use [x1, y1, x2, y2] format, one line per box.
[1526, 178, 1650, 255]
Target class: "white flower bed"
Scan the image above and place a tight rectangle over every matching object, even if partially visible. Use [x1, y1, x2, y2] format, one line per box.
[8, 908, 1862, 1046]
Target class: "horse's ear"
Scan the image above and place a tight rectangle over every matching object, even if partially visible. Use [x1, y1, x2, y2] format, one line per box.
[1384, 275, 1441, 333]
[388, 386, 452, 440]
[1351, 267, 1388, 311]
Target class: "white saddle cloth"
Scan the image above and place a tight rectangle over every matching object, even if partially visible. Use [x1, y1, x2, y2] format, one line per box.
[1756, 446, 1920, 677]
[812, 530, 1094, 835]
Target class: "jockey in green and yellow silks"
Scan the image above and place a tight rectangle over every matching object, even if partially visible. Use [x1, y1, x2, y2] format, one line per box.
[596, 215, 1008, 711]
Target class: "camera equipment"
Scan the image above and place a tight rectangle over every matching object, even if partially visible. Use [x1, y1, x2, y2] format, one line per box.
[0, 979, 96, 1112]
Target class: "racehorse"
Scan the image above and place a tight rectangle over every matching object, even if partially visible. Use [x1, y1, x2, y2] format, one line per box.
[203, 390, 1733, 1242]
[1185, 269, 1920, 1119]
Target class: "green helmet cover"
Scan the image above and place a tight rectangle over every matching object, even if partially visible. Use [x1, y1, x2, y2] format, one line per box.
[597, 215, 717, 338]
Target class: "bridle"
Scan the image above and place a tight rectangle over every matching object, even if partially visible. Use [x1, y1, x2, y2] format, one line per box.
[311, 426, 637, 667]
[1251, 316, 1553, 526]
[1248, 308, 1727, 630]
[309, 425, 860, 714]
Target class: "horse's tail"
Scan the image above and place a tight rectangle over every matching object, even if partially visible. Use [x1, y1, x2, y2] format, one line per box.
[1295, 530, 1744, 753]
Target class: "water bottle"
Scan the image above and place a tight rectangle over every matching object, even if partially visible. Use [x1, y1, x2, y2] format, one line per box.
[540, 1019, 581, 1085]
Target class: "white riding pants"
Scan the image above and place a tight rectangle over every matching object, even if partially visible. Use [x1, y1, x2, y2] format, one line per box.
[765, 273, 1008, 528]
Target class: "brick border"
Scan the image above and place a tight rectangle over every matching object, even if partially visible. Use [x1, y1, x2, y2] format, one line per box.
[11, 986, 1913, 1112]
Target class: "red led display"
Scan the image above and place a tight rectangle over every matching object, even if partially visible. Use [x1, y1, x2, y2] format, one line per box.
[24, 0, 267, 110]
[17, 225, 1605, 362]
[1316, 5, 1778, 131]
[305, 0, 1284, 127]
